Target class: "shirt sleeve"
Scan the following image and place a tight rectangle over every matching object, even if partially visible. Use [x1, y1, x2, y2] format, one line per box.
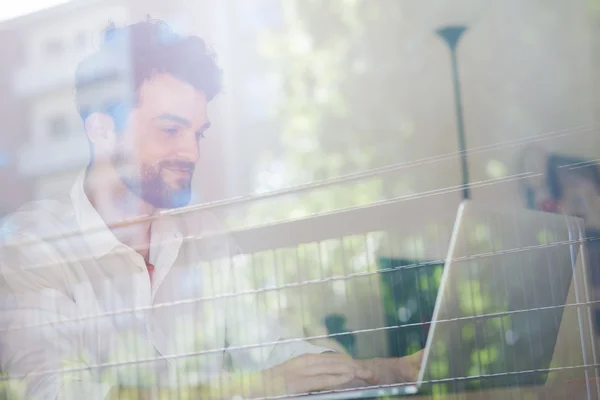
[0, 232, 113, 400]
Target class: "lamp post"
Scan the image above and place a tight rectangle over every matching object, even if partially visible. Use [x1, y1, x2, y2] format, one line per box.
[436, 25, 470, 200]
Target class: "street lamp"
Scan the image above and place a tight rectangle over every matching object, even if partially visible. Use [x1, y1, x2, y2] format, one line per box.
[436, 25, 470, 200]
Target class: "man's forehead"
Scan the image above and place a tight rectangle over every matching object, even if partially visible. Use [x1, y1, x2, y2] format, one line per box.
[136, 73, 209, 123]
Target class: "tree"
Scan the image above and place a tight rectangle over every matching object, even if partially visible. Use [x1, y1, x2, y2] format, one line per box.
[241, 0, 437, 369]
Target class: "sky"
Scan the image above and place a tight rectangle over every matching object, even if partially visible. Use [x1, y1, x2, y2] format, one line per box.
[0, 0, 71, 22]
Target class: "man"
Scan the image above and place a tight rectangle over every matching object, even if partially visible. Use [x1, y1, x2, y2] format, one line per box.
[0, 20, 420, 399]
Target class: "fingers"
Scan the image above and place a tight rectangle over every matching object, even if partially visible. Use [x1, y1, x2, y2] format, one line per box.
[397, 351, 424, 382]
[354, 366, 376, 383]
[295, 373, 355, 393]
[300, 362, 356, 378]
[408, 349, 424, 365]
[297, 353, 354, 365]
[277, 353, 379, 394]
[295, 353, 365, 372]
[408, 350, 424, 378]
[295, 354, 373, 381]
[355, 364, 374, 381]
[310, 362, 374, 382]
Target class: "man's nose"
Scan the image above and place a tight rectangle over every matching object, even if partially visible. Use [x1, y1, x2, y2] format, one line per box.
[177, 135, 200, 163]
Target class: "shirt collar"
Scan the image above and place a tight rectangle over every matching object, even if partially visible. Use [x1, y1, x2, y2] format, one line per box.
[70, 170, 121, 259]
[69, 170, 183, 260]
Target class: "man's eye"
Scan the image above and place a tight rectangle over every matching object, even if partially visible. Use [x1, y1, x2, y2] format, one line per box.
[196, 131, 206, 140]
[162, 127, 180, 135]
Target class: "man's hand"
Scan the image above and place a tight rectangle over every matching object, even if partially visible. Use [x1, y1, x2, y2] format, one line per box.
[392, 349, 423, 382]
[260, 353, 375, 396]
[358, 350, 424, 386]
[112, 351, 424, 400]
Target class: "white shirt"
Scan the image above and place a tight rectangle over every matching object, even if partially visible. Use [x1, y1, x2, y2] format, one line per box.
[0, 172, 328, 399]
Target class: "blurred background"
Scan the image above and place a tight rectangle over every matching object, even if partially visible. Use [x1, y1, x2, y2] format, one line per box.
[0, 0, 598, 216]
[0, 0, 599, 397]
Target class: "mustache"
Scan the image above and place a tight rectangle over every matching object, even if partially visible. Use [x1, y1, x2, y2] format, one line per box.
[160, 160, 196, 172]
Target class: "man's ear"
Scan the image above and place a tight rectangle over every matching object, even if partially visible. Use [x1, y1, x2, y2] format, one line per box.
[84, 112, 116, 153]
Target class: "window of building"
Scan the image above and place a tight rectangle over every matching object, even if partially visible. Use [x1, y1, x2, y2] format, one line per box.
[47, 115, 68, 139]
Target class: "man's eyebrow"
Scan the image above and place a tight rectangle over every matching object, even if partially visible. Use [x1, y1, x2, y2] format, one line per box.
[153, 113, 191, 127]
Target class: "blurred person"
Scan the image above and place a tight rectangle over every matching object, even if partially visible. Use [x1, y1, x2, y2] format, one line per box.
[0, 19, 421, 399]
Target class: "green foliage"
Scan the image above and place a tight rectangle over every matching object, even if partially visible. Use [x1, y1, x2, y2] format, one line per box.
[0, 375, 25, 400]
[245, 0, 427, 226]
[589, 0, 600, 19]
[379, 258, 442, 359]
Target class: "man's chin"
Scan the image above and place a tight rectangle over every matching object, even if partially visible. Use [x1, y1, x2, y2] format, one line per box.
[140, 189, 192, 210]
[163, 189, 192, 209]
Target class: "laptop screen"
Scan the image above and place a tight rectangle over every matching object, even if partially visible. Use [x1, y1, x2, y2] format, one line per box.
[420, 202, 585, 395]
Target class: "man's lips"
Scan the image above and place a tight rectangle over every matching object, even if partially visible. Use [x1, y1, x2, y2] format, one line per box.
[164, 167, 193, 177]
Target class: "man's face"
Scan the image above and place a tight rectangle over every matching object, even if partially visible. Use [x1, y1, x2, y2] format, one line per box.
[111, 73, 210, 209]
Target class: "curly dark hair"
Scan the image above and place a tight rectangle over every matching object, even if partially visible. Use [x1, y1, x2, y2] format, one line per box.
[75, 18, 222, 132]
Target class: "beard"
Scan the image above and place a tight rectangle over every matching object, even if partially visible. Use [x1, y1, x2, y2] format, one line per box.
[111, 151, 195, 209]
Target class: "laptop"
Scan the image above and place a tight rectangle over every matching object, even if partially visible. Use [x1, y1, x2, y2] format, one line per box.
[286, 200, 589, 399]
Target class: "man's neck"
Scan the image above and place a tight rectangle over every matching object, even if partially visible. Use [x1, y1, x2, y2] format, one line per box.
[84, 164, 155, 262]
